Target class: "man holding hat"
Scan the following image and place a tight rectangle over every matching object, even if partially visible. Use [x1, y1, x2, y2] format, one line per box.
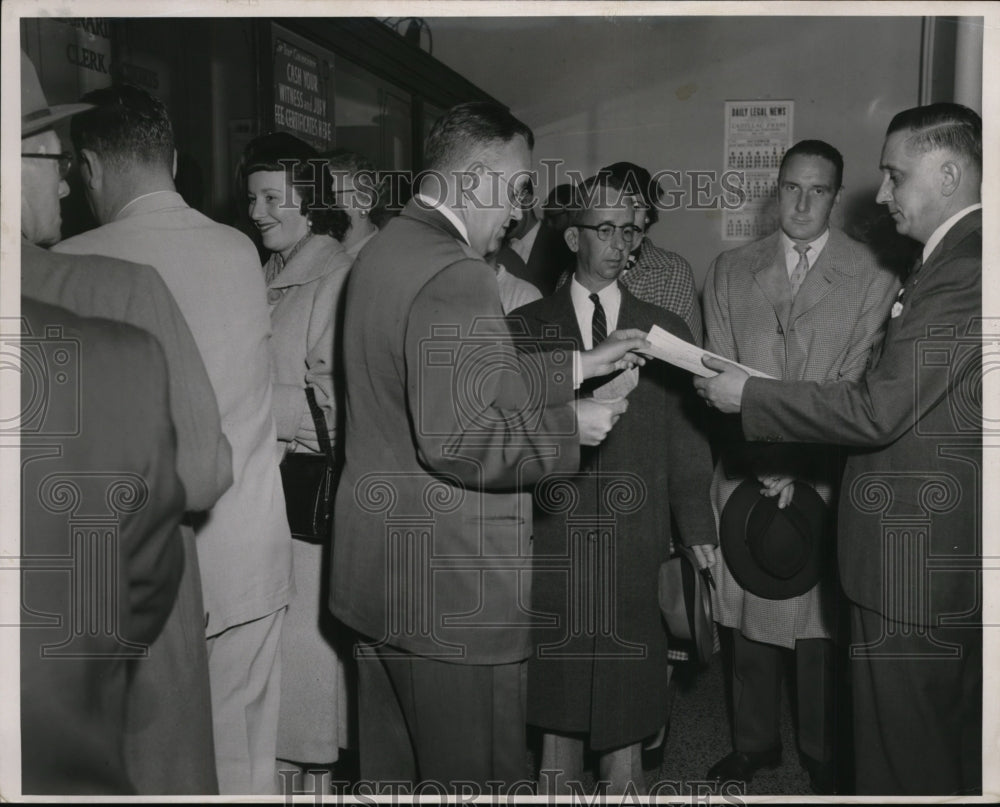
[701, 139, 899, 793]
[19, 50, 231, 793]
[697, 106, 982, 795]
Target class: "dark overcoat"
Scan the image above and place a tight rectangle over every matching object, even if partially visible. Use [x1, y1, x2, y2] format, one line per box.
[511, 283, 716, 750]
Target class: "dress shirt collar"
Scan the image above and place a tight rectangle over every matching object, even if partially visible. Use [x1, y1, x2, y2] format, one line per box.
[922, 204, 982, 264]
[570, 274, 622, 349]
[779, 227, 830, 276]
[414, 193, 470, 245]
[510, 219, 541, 263]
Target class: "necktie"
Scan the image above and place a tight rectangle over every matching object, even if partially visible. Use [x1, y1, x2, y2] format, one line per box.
[589, 292, 607, 347]
[789, 244, 810, 297]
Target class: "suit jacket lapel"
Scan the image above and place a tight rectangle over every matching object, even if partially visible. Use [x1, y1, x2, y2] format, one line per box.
[752, 232, 792, 330]
[789, 228, 853, 324]
[537, 282, 583, 346]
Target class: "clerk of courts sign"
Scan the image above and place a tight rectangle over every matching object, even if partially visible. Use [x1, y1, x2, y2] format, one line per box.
[273, 38, 333, 150]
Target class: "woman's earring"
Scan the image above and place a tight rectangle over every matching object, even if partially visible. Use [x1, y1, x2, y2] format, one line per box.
[360, 210, 369, 218]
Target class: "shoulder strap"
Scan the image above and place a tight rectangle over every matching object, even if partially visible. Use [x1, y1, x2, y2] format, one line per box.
[305, 386, 334, 463]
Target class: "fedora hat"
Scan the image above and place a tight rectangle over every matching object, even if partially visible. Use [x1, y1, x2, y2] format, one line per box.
[719, 479, 828, 600]
[659, 545, 714, 665]
[21, 50, 92, 137]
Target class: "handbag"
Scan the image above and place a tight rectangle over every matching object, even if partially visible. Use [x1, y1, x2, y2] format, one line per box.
[279, 386, 337, 543]
[658, 545, 715, 665]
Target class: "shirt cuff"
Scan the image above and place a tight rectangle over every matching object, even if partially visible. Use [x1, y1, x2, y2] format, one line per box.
[573, 350, 583, 390]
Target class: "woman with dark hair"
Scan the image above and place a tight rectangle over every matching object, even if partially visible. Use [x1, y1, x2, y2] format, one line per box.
[322, 149, 389, 259]
[239, 132, 353, 782]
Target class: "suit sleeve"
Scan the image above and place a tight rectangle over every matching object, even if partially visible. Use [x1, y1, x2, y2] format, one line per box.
[405, 259, 579, 489]
[95, 322, 186, 646]
[273, 266, 349, 448]
[837, 263, 902, 382]
[124, 266, 233, 512]
[742, 249, 979, 446]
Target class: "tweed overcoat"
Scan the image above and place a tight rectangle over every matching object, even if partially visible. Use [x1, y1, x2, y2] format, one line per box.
[703, 227, 901, 646]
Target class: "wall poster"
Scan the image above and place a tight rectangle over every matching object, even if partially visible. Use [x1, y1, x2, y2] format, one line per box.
[722, 100, 793, 241]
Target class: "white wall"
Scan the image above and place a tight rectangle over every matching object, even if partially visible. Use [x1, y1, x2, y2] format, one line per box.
[430, 15, 924, 286]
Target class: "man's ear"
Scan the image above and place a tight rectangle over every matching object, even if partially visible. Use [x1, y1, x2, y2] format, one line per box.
[940, 160, 961, 197]
[564, 225, 580, 253]
[79, 148, 102, 189]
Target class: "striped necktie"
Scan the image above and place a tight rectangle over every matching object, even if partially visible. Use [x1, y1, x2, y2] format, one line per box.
[789, 243, 810, 297]
[589, 292, 607, 346]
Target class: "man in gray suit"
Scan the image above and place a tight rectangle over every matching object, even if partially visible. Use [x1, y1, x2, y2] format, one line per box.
[701, 140, 899, 793]
[697, 104, 983, 797]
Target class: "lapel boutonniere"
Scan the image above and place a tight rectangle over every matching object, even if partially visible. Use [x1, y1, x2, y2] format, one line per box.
[891, 287, 905, 319]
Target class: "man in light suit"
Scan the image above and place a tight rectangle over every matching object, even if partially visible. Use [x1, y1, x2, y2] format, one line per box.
[701, 140, 900, 793]
[53, 84, 290, 795]
[696, 104, 982, 796]
[19, 50, 229, 794]
[331, 102, 648, 788]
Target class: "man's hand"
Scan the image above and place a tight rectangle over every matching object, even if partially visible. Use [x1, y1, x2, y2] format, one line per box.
[574, 397, 628, 446]
[692, 355, 749, 414]
[759, 475, 795, 509]
[690, 543, 718, 571]
[581, 329, 650, 380]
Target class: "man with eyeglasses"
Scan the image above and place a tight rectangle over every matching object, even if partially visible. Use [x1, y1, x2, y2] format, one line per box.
[19, 51, 233, 795]
[17, 50, 215, 794]
[700, 140, 899, 794]
[510, 173, 716, 794]
[600, 162, 704, 345]
[331, 102, 649, 789]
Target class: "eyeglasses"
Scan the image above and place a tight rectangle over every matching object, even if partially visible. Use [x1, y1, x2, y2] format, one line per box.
[22, 152, 74, 179]
[482, 164, 535, 207]
[575, 223, 641, 244]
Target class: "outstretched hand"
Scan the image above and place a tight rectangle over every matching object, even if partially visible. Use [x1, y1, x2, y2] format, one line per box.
[581, 329, 650, 380]
[692, 355, 749, 414]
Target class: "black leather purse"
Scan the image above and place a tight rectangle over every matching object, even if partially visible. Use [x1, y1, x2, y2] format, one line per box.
[279, 386, 337, 543]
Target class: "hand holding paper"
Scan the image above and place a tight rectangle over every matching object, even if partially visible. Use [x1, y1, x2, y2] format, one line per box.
[644, 325, 775, 379]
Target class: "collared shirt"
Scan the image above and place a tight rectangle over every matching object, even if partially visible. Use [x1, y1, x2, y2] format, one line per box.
[495, 264, 542, 314]
[414, 193, 470, 246]
[780, 227, 830, 277]
[509, 220, 541, 264]
[570, 275, 622, 350]
[923, 203, 982, 263]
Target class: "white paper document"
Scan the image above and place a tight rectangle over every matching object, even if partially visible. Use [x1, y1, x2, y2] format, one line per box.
[645, 325, 776, 379]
